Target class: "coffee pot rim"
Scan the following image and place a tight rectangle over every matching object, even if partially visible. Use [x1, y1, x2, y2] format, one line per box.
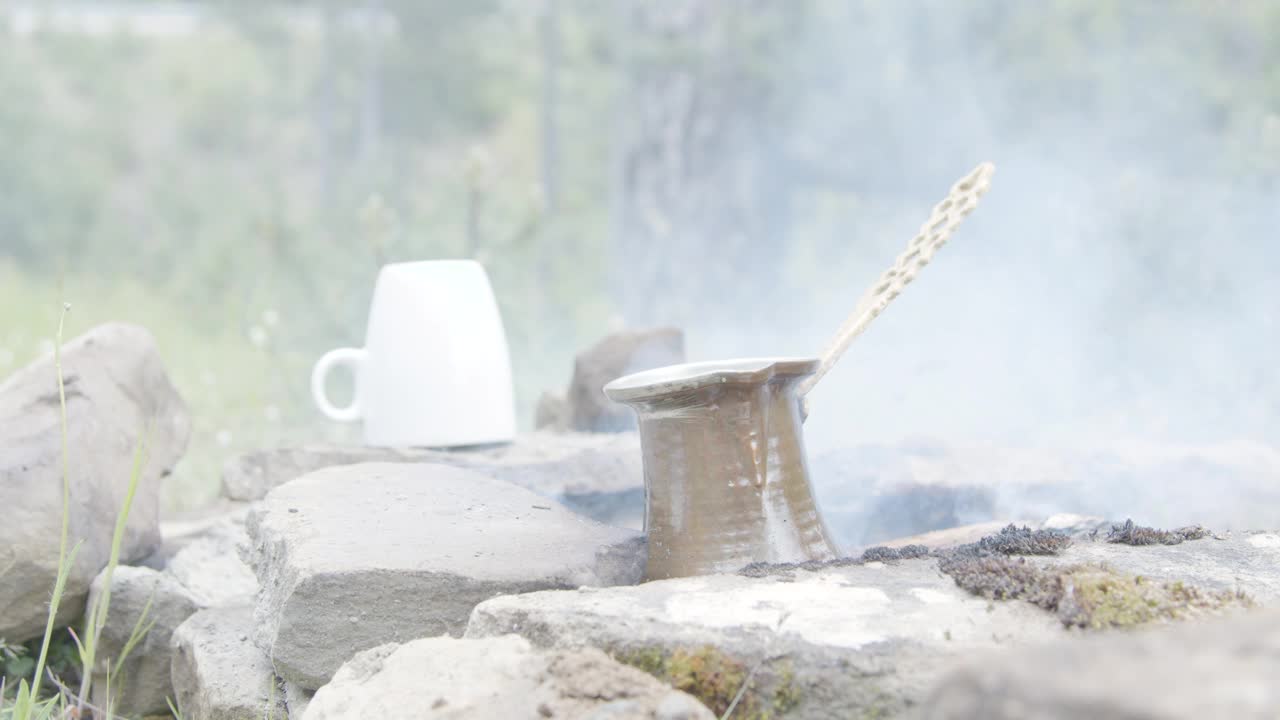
[602, 356, 819, 403]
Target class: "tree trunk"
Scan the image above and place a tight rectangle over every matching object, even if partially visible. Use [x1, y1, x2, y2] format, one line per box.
[609, 0, 795, 329]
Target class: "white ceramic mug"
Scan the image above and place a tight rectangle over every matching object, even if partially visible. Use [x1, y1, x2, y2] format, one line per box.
[310, 260, 517, 447]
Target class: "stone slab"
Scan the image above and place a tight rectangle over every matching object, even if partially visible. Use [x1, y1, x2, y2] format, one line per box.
[467, 531, 1280, 718]
[467, 557, 1064, 719]
[222, 432, 644, 529]
[246, 462, 645, 689]
[303, 634, 713, 720]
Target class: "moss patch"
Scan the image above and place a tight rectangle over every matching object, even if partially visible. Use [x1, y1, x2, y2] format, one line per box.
[939, 553, 1253, 629]
[613, 645, 799, 719]
[1106, 518, 1209, 546]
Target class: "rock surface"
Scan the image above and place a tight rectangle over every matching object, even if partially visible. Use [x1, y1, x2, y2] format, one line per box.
[247, 462, 646, 689]
[151, 499, 252, 567]
[87, 514, 258, 716]
[87, 566, 200, 718]
[534, 390, 571, 432]
[468, 557, 1064, 719]
[303, 634, 713, 720]
[164, 517, 258, 608]
[564, 327, 685, 433]
[467, 532, 1280, 718]
[1059, 529, 1280, 601]
[921, 608, 1280, 719]
[170, 606, 286, 720]
[222, 432, 645, 529]
[0, 322, 191, 642]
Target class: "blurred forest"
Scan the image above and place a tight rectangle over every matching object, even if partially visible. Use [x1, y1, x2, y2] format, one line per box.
[1, 1, 1278, 510]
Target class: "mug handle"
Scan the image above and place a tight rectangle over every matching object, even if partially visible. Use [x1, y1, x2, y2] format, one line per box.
[311, 348, 366, 421]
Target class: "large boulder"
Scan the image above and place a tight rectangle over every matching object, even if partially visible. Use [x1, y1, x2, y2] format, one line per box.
[0, 323, 190, 641]
[87, 515, 258, 716]
[170, 606, 286, 720]
[303, 635, 714, 720]
[223, 432, 645, 529]
[921, 608, 1280, 719]
[246, 462, 646, 689]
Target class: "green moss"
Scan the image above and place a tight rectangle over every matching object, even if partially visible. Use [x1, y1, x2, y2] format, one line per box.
[770, 662, 801, 716]
[1063, 569, 1159, 628]
[940, 552, 1254, 630]
[616, 646, 667, 677]
[938, 523, 1252, 630]
[613, 646, 802, 719]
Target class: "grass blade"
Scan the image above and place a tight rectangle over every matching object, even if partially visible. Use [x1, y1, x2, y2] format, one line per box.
[27, 304, 73, 703]
[77, 428, 151, 710]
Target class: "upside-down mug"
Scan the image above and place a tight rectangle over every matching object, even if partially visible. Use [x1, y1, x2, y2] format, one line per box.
[310, 260, 517, 447]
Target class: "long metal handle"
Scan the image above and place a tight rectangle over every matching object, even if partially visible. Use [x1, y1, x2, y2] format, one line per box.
[798, 162, 996, 415]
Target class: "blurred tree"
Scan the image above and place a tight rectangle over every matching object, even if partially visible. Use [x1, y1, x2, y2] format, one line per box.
[609, 0, 807, 327]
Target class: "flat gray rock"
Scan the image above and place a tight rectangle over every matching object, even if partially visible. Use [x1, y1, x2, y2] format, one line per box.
[170, 606, 285, 720]
[222, 432, 644, 529]
[467, 532, 1280, 718]
[246, 462, 645, 689]
[303, 634, 713, 720]
[0, 323, 190, 641]
[1058, 530, 1280, 602]
[467, 558, 1064, 719]
[921, 608, 1280, 719]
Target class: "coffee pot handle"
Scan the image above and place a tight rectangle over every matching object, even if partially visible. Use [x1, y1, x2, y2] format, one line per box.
[311, 348, 366, 421]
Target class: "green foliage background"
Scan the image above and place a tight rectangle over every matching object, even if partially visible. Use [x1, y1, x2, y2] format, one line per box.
[1, 0, 1277, 508]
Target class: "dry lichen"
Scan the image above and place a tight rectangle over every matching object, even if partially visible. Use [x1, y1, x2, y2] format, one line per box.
[1106, 518, 1209, 546]
[937, 554, 1064, 608]
[953, 523, 1072, 557]
[612, 645, 799, 719]
[859, 544, 931, 563]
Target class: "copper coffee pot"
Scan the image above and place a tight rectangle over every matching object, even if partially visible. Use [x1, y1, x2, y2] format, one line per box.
[606, 163, 996, 580]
